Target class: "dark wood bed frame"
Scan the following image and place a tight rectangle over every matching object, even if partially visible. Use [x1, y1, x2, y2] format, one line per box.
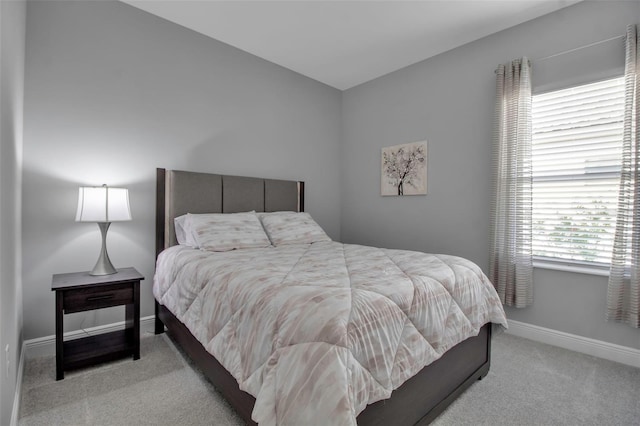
[154, 168, 492, 425]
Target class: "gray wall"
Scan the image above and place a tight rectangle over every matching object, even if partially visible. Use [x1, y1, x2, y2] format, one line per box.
[21, 0, 640, 353]
[22, 1, 342, 340]
[0, 0, 26, 423]
[341, 1, 640, 349]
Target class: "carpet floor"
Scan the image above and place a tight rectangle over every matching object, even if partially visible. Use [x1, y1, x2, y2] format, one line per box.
[19, 331, 640, 425]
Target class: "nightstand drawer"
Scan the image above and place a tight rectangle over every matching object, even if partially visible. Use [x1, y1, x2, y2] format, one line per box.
[63, 283, 133, 313]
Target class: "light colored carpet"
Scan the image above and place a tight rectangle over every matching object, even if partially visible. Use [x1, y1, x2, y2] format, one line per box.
[19, 332, 243, 425]
[433, 333, 640, 426]
[19, 331, 640, 425]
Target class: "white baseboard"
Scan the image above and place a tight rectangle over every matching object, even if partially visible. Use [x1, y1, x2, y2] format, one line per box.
[24, 315, 156, 359]
[505, 319, 640, 368]
[10, 341, 25, 426]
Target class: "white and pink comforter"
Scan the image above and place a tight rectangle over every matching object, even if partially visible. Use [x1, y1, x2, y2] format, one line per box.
[153, 241, 507, 425]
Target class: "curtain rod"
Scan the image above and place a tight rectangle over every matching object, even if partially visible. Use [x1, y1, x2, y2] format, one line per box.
[494, 34, 625, 73]
[534, 34, 625, 62]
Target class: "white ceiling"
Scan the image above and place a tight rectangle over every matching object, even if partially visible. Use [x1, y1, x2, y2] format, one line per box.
[121, 0, 581, 90]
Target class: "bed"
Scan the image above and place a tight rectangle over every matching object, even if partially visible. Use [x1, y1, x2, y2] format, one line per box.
[153, 167, 507, 425]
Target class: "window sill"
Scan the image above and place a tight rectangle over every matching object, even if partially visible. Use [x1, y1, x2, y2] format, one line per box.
[532, 259, 610, 277]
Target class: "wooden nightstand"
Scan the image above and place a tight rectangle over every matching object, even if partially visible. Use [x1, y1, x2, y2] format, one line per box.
[51, 267, 144, 380]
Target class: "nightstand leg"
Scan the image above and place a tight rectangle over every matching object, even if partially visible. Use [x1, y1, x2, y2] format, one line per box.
[55, 291, 64, 380]
[125, 281, 140, 360]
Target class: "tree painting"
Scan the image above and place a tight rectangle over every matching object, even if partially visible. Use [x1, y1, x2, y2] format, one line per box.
[381, 141, 427, 196]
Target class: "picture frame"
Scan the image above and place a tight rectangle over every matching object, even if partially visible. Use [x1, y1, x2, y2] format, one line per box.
[381, 140, 427, 196]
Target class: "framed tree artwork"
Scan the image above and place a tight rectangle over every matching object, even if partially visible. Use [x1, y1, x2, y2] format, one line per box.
[381, 140, 427, 196]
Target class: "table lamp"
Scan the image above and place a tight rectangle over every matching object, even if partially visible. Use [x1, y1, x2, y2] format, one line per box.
[75, 185, 132, 275]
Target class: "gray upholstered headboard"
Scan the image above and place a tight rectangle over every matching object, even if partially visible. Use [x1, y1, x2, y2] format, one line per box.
[155, 168, 304, 257]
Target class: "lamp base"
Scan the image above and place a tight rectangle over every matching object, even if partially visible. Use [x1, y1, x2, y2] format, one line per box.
[90, 222, 117, 276]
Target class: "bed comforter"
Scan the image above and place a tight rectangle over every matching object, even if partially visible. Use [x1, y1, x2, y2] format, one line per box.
[153, 241, 508, 425]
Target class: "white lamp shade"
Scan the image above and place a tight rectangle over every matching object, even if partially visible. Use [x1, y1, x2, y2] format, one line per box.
[75, 186, 132, 222]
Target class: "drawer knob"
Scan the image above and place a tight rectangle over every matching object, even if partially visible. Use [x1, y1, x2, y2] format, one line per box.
[86, 294, 114, 302]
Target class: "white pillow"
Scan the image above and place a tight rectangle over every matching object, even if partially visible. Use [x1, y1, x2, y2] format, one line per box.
[259, 212, 331, 246]
[256, 211, 297, 221]
[174, 215, 199, 248]
[188, 211, 272, 252]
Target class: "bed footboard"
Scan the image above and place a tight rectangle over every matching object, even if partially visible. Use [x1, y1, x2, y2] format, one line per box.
[155, 302, 491, 426]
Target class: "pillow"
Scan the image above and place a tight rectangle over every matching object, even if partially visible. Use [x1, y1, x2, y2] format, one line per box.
[259, 212, 331, 246]
[188, 211, 271, 252]
[256, 211, 297, 219]
[174, 215, 199, 248]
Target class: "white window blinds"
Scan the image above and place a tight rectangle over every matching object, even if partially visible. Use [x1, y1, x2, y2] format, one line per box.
[532, 77, 625, 266]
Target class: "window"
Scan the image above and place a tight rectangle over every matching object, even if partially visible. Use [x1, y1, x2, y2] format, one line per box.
[531, 77, 625, 267]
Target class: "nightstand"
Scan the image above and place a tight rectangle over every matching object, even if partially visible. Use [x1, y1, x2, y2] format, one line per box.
[51, 267, 144, 380]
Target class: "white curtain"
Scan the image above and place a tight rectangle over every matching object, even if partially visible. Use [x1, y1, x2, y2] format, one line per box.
[489, 58, 533, 308]
[607, 25, 639, 328]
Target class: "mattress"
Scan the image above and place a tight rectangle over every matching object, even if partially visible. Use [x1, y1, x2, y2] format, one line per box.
[153, 241, 508, 425]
